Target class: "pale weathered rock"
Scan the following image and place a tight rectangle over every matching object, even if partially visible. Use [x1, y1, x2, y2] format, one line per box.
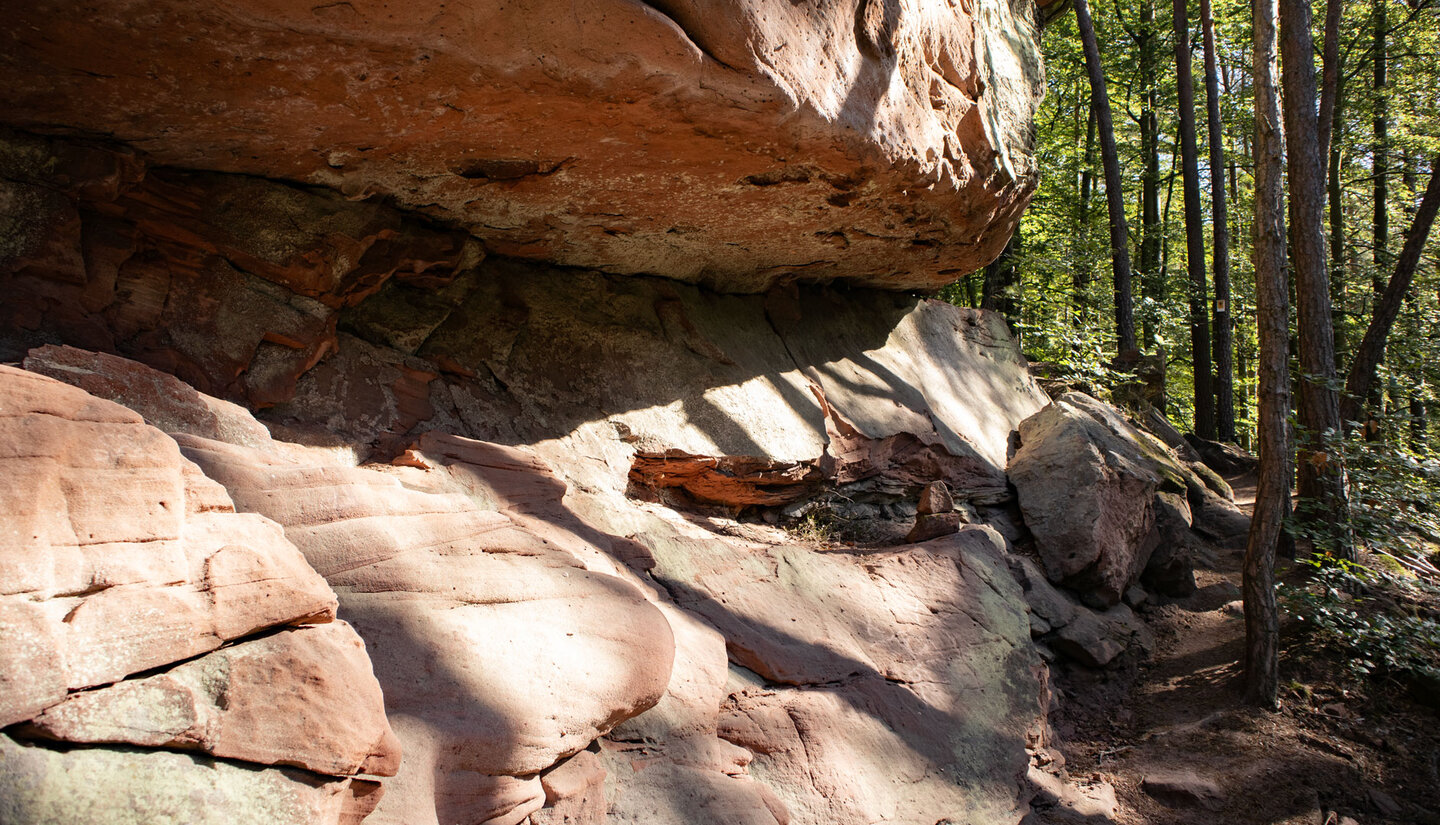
[22, 621, 399, 778]
[12, 237, 1058, 825]
[175, 433, 675, 825]
[1143, 491, 1201, 597]
[532, 751, 608, 825]
[1008, 393, 1162, 607]
[1025, 765, 1120, 823]
[22, 345, 276, 448]
[639, 523, 1043, 825]
[1141, 770, 1224, 810]
[916, 480, 955, 515]
[0, 366, 337, 728]
[602, 758, 791, 825]
[1009, 556, 1079, 636]
[1048, 611, 1126, 669]
[0, 0, 1043, 291]
[906, 511, 963, 542]
[0, 734, 381, 825]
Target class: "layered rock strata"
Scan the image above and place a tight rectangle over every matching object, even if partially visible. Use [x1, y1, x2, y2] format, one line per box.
[0, 85, 1178, 822]
[0, 367, 398, 825]
[0, 0, 1043, 291]
[15, 297, 1056, 825]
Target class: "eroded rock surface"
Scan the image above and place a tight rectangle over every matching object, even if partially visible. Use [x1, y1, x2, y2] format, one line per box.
[21, 621, 399, 778]
[1009, 392, 1249, 612]
[2, 111, 1071, 823]
[0, 734, 384, 825]
[0, 367, 338, 726]
[22, 310, 1058, 824]
[0, 367, 397, 825]
[1008, 394, 1162, 607]
[0, 0, 1043, 291]
[174, 433, 676, 825]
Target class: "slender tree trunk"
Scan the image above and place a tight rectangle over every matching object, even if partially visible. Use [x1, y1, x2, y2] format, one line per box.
[1342, 155, 1440, 423]
[1329, 88, 1348, 351]
[1321, 0, 1344, 340]
[1081, 102, 1098, 219]
[1074, 0, 1139, 355]
[1174, 0, 1215, 437]
[1246, 0, 1285, 708]
[1139, 0, 1164, 350]
[1364, 0, 1391, 427]
[983, 233, 1022, 336]
[1280, 0, 1354, 560]
[1202, 0, 1234, 441]
[1318, 0, 1344, 161]
[1373, 0, 1390, 293]
[1076, 101, 1098, 318]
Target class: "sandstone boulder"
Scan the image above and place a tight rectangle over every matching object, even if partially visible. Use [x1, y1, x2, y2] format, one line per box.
[0, 366, 337, 728]
[21, 621, 400, 778]
[1008, 393, 1162, 607]
[0, 734, 384, 825]
[22, 344, 277, 448]
[12, 226, 1060, 825]
[633, 521, 1045, 825]
[175, 433, 676, 825]
[0, 0, 1043, 290]
[0, 365, 399, 825]
[1047, 604, 1149, 669]
[531, 751, 608, 825]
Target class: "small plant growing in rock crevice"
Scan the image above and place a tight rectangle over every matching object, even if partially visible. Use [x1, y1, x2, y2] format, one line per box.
[786, 507, 843, 546]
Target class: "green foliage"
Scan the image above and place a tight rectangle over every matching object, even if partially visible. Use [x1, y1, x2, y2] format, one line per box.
[942, 0, 1440, 450]
[1281, 555, 1440, 682]
[1291, 413, 1440, 560]
[786, 507, 841, 546]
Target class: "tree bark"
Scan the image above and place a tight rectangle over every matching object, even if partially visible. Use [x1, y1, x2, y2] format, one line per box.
[1364, 0, 1391, 428]
[1341, 155, 1440, 423]
[1076, 100, 1098, 318]
[1280, 0, 1354, 560]
[1202, 0, 1234, 442]
[983, 233, 1022, 336]
[1174, 0, 1215, 437]
[1320, 0, 1344, 340]
[1139, 0, 1164, 351]
[1246, 0, 1286, 708]
[1373, 0, 1390, 293]
[1074, 0, 1139, 355]
[1329, 88, 1347, 350]
[1318, 0, 1344, 162]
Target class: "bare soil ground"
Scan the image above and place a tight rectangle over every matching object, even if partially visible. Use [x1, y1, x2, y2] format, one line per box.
[1036, 473, 1440, 825]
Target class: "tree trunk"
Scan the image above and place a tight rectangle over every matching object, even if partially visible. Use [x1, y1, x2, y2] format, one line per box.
[1081, 102, 1097, 220]
[983, 233, 1022, 336]
[1318, 0, 1344, 161]
[1246, 0, 1286, 708]
[1341, 155, 1440, 423]
[1076, 100, 1098, 318]
[1364, 0, 1390, 428]
[1202, 0, 1234, 442]
[1373, 0, 1390, 292]
[1321, 0, 1345, 346]
[1329, 89, 1347, 351]
[1139, 0, 1164, 351]
[1174, 0, 1215, 437]
[1280, 0, 1354, 560]
[1074, 0, 1139, 355]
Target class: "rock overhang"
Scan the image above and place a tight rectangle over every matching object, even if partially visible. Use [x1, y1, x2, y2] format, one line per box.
[0, 0, 1045, 293]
